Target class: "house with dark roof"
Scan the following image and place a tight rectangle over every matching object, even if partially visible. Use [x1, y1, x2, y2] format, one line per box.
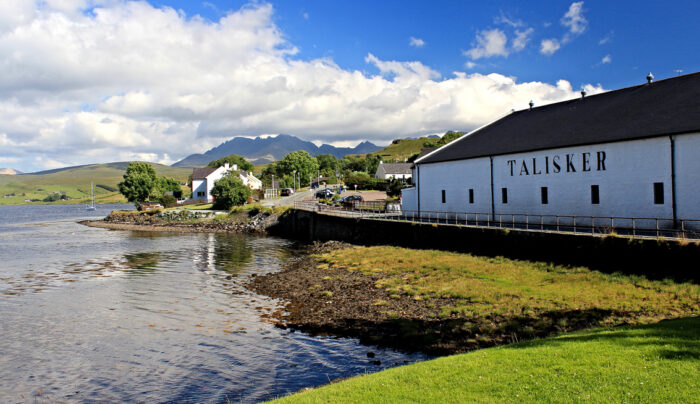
[191, 163, 262, 202]
[375, 162, 413, 181]
[402, 71, 700, 229]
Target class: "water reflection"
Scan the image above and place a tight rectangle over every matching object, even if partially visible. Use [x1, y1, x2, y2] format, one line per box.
[0, 208, 428, 403]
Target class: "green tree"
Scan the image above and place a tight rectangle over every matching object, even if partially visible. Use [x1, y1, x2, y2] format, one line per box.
[345, 171, 371, 189]
[438, 131, 464, 146]
[316, 154, 338, 177]
[277, 150, 319, 186]
[207, 154, 254, 172]
[211, 173, 251, 210]
[118, 162, 157, 208]
[387, 178, 404, 197]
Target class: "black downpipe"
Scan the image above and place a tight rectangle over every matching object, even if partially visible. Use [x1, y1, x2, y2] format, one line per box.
[670, 136, 677, 227]
[489, 156, 495, 222]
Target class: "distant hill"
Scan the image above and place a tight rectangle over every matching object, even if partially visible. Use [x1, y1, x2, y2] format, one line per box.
[369, 132, 465, 162]
[0, 168, 22, 175]
[368, 137, 437, 162]
[172, 134, 381, 168]
[0, 162, 190, 206]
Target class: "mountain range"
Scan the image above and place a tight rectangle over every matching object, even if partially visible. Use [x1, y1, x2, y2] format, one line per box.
[172, 134, 381, 168]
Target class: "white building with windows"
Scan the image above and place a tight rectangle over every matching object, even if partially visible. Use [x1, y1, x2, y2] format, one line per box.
[192, 163, 262, 202]
[402, 71, 700, 229]
[375, 162, 413, 181]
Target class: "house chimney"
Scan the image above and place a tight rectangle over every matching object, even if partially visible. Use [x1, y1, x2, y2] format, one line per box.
[581, 89, 587, 99]
[224, 163, 229, 170]
[528, 100, 534, 110]
[646, 72, 654, 84]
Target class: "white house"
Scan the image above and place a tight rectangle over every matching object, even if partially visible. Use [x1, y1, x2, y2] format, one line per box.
[191, 163, 262, 202]
[402, 71, 700, 229]
[375, 162, 413, 181]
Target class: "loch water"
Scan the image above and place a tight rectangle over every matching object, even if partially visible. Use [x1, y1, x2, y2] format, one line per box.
[0, 204, 427, 403]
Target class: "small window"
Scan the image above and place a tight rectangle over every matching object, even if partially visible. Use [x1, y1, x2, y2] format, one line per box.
[468, 188, 474, 204]
[654, 182, 664, 204]
[541, 187, 548, 204]
[441, 190, 446, 204]
[591, 185, 599, 205]
[501, 188, 508, 204]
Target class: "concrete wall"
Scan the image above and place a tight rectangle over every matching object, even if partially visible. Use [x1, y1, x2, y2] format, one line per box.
[411, 133, 700, 227]
[271, 210, 700, 283]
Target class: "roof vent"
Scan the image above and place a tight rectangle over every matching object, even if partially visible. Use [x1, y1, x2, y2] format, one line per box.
[581, 89, 587, 99]
[646, 72, 654, 84]
[528, 100, 534, 110]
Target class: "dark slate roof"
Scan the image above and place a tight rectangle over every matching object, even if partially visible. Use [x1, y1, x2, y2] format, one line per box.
[418, 71, 700, 164]
[381, 163, 413, 175]
[192, 167, 217, 179]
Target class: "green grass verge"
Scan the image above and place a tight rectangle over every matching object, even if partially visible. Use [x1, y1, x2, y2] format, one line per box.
[319, 247, 699, 325]
[271, 316, 699, 403]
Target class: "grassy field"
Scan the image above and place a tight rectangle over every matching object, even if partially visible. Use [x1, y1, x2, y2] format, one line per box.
[319, 246, 699, 328]
[368, 138, 434, 162]
[272, 316, 700, 403]
[0, 162, 191, 205]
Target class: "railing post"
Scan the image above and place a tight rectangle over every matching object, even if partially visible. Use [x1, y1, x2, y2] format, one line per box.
[591, 217, 594, 235]
[556, 216, 560, 232]
[540, 215, 544, 231]
[574, 217, 577, 234]
[656, 218, 659, 238]
[633, 218, 636, 237]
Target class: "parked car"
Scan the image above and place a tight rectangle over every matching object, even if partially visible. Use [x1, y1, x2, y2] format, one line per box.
[280, 188, 294, 197]
[315, 189, 334, 199]
[340, 194, 364, 203]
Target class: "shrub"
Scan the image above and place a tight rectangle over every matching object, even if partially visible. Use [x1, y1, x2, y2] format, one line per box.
[211, 173, 251, 210]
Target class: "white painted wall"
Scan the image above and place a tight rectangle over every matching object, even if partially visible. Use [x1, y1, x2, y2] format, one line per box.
[192, 179, 208, 200]
[401, 187, 417, 211]
[673, 132, 700, 221]
[413, 134, 700, 227]
[414, 157, 492, 214]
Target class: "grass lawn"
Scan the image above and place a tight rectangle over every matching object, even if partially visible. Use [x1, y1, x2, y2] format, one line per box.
[271, 316, 700, 403]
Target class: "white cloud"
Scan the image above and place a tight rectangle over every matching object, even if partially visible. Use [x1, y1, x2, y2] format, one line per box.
[494, 12, 524, 28]
[0, 1, 602, 172]
[465, 61, 477, 69]
[512, 28, 534, 52]
[539, 2, 588, 55]
[540, 39, 561, 55]
[409, 36, 425, 48]
[561, 2, 587, 35]
[465, 29, 509, 59]
[599, 31, 613, 45]
[601, 54, 612, 64]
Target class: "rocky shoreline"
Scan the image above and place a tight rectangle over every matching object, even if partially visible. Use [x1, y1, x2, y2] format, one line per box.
[81, 209, 283, 234]
[248, 241, 490, 356]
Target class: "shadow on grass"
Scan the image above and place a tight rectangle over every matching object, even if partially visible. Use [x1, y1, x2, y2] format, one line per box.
[285, 307, 662, 356]
[503, 316, 700, 363]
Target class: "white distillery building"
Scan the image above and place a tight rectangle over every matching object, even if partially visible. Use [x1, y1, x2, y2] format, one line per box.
[192, 163, 262, 202]
[375, 161, 413, 181]
[401, 72, 700, 229]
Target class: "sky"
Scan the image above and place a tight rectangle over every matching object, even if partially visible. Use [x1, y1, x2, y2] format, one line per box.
[1, 0, 699, 172]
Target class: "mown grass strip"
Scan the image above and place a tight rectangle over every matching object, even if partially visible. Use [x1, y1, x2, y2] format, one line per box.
[271, 316, 700, 403]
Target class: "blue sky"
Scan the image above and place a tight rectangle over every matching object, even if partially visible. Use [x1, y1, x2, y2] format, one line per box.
[0, 0, 698, 172]
[153, 0, 700, 89]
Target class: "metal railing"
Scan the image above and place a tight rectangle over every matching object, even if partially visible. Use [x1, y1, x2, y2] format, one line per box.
[293, 201, 700, 240]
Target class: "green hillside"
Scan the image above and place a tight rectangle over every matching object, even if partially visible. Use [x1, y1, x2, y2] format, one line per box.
[367, 137, 433, 162]
[0, 162, 191, 205]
